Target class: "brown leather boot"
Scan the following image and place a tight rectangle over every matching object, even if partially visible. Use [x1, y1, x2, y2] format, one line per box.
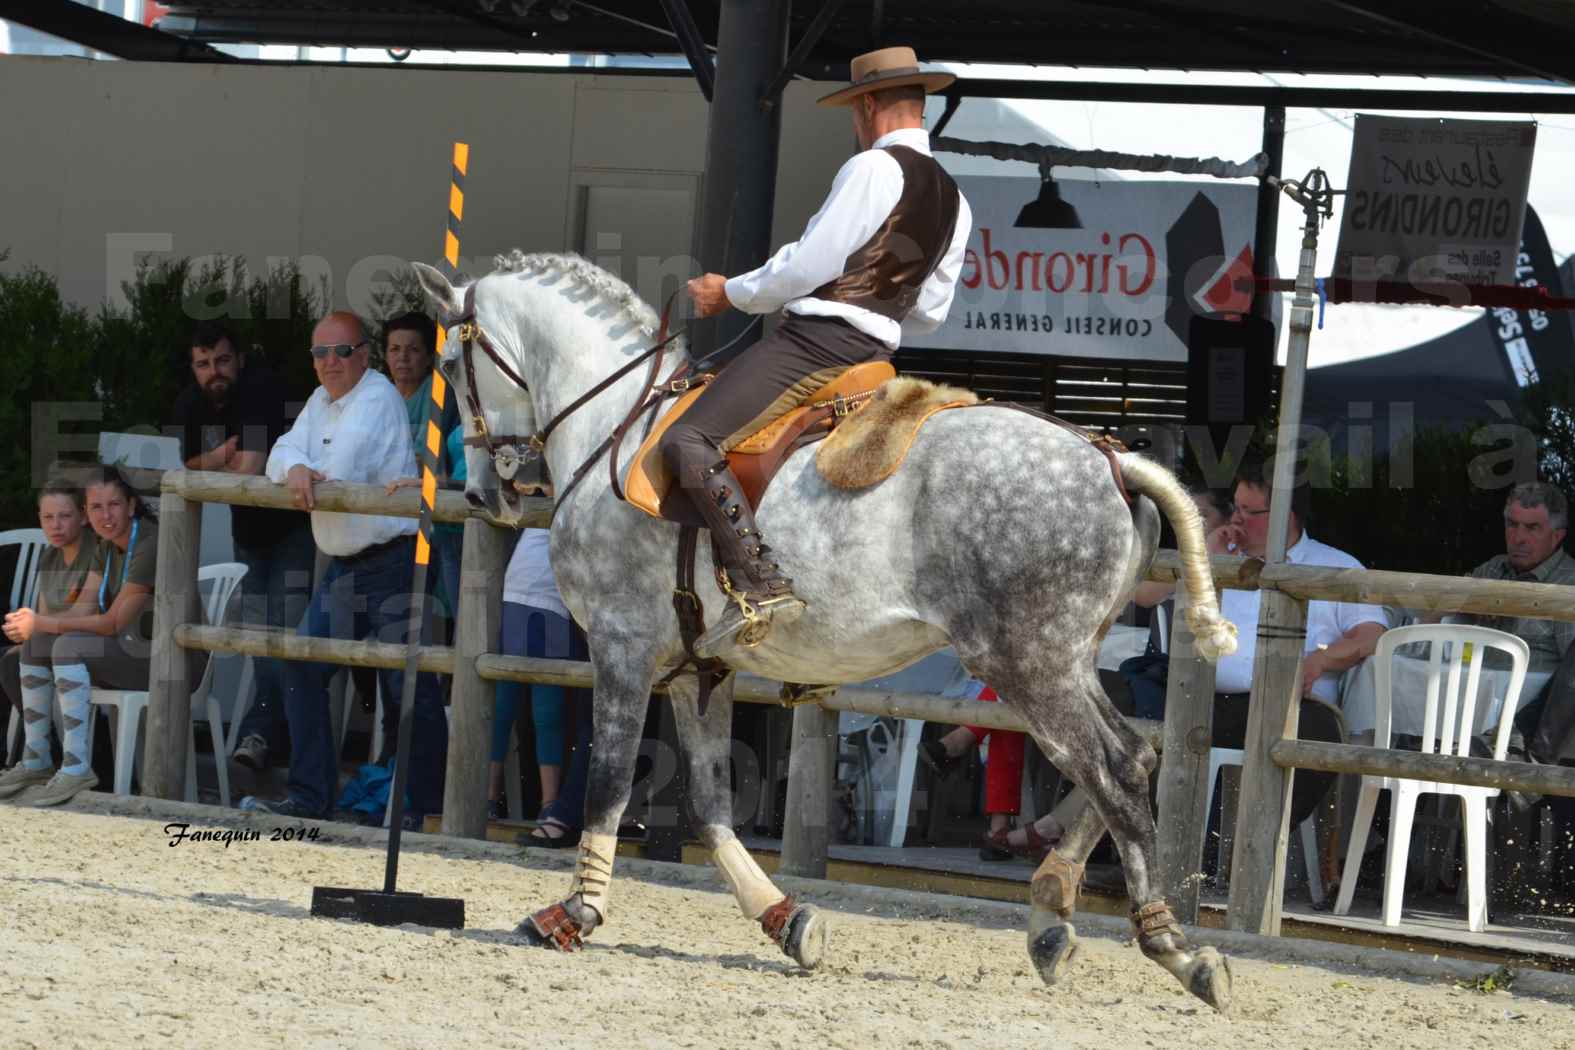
[689, 459, 805, 658]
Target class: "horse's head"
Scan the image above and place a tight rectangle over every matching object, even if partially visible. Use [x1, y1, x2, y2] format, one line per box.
[412, 261, 546, 526]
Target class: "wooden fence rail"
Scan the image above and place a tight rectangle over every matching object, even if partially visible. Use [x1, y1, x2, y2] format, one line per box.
[150, 469, 1575, 934]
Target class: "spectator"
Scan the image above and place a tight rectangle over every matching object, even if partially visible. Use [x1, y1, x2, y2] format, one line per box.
[1131, 487, 1231, 612]
[248, 311, 447, 824]
[169, 321, 315, 774]
[1121, 486, 1233, 720]
[384, 312, 463, 622]
[919, 685, 1038, 862]
[0, 479, 100, 768]
[490, 524, 580, 838]
[0, 468, 191, 806]
[1441, 482, 1575, 673]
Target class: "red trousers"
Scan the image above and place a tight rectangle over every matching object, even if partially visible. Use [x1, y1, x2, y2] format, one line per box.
[966, 686, 1025, 816]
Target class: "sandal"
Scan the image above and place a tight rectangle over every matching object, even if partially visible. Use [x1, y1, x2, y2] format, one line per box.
[526, 816, 581, 850]
[979, 826, 1014, 862]
[1007, 820, 1060, 863]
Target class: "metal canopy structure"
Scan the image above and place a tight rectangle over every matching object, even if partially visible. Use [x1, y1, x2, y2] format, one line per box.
[72, 0, 1575, 86]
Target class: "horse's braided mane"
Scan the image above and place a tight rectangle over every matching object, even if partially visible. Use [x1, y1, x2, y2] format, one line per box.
[491, 250, 685, 355]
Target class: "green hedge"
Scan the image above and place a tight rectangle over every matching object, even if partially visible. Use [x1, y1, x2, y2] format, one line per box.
[0, 253, 428, 530]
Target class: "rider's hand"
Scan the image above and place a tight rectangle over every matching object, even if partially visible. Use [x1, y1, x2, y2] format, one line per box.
[286, 464, 327, 511]
[687, 273, 732, 318]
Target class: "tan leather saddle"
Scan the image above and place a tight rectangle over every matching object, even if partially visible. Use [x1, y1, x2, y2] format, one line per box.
[625, 360, 895, 521]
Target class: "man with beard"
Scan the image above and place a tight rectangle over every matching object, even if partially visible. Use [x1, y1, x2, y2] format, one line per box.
[169, 321, 316, 774]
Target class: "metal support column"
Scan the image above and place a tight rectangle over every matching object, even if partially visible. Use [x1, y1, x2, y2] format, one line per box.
[691, 0, 791, 365]
[1251, 105, 1285, 323]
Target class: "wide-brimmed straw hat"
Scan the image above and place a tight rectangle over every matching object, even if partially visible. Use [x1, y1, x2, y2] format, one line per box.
[816, 46, 955, 107]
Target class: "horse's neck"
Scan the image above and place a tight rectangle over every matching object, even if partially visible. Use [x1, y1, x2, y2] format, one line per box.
[531, 313, 682, 499]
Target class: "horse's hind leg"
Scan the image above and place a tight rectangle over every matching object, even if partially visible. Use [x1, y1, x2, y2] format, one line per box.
[667, 674, 828, 970]
[1004, 666, 1231, 1012]
[516, 636, 653, 951]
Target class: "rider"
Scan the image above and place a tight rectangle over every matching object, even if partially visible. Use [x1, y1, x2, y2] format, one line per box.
[665, 46, 974, 659]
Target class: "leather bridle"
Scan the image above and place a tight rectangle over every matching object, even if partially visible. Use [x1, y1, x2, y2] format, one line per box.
[439, 285, 701, 508]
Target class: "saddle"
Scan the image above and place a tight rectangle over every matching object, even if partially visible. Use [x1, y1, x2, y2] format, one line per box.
[625, 360, 896, 520]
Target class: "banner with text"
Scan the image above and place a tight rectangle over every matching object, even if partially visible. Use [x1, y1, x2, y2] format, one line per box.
[905, 176, 1263, 362]
[1333, 115, 1536, 287]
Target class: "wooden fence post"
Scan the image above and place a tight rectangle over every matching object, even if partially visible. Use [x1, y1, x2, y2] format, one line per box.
[143, 487, 202, 800]
[441, 517, 509, 838]
[1155, 579, 1218, 923]
[1226, 590, 1308, 934]
[778, 700, 836, 878]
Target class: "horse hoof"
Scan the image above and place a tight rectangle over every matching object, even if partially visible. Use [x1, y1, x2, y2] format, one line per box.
[514, 917, 552, 949]
[781, 904, 828, 970]
[513, 903, 586, 952]
[1184, 947, 1232, 1012]
[1027, 923, 1081, 986]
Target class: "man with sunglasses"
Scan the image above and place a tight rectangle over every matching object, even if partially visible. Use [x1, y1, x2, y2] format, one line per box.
[250, 311, 448, 824]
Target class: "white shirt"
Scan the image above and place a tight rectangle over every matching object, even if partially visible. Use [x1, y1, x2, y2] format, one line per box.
[724, 127, 973, 350]
[1212, 532, 1391, 704]
[502, 529, 570, 619]
[265, 368, 418, 557]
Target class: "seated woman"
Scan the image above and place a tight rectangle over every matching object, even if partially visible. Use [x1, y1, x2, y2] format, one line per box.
[0, 478, 101, 769]
[0, 467, 174, 806]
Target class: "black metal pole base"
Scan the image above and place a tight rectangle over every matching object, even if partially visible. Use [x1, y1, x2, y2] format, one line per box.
[311, 885, 465, 930]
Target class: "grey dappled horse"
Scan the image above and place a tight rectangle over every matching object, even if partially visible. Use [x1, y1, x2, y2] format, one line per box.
[414, 252, 1240, 1010]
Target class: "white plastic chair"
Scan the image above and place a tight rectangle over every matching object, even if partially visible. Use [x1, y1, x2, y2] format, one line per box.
[89, 562, 248, 807]
[1207, 748, 1324, 901]
[885, 717, 926, 848]
[1, 528, 49, 613]
[1332, 624, 1529, 932]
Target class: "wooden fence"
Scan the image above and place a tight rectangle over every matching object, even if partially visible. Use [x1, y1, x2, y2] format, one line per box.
[144, 469, 1575, 937]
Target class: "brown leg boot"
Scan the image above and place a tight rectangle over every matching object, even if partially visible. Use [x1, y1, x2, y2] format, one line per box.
[688, 459, 806, 659]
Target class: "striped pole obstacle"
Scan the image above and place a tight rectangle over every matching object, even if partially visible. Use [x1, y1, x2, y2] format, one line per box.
[309, 142, 471, 930]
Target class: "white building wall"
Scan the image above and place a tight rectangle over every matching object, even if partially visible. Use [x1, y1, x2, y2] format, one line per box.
[0, 55, 850, 315]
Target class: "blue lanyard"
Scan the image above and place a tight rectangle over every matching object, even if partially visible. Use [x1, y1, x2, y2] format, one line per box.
[99, 518, 139, 613]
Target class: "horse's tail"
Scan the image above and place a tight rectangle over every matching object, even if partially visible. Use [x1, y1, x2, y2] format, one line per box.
[1115, 454, 1239, 661]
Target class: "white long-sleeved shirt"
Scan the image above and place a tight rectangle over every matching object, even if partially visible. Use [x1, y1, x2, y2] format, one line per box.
[266, 368, 418, 557]
[724, 127, 973, 350]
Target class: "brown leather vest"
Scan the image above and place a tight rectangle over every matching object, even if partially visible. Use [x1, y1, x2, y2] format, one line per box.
[811, 145, 961, 322]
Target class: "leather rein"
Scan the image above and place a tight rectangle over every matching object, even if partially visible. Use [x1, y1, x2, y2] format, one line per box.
[442, 286, 700, 509]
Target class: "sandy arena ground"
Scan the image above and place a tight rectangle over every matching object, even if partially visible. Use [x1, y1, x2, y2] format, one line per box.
[3, 800, 1574, 1050]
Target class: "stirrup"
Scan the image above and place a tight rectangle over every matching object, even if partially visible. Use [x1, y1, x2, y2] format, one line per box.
[715, 568, 771, 646]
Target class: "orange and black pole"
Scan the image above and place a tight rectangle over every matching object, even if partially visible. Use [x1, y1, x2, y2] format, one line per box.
[312, 144, 470, 929]
[384, 140, 468, 891]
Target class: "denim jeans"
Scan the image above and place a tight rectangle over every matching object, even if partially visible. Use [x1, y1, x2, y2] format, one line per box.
[234, 521, 316, 754]
[282, 536, 448, 816]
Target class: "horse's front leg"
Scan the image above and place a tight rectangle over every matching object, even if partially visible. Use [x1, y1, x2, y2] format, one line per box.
[667, 674, 828, 970]
[516, 634, 657, 951]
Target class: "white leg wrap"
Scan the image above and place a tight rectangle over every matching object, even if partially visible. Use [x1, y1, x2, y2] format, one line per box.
[714, 839, 784, 920]
[571, 833, 618, 921]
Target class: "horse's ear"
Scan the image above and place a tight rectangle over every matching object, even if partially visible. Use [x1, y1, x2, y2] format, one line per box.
[411, 261, 461, 316]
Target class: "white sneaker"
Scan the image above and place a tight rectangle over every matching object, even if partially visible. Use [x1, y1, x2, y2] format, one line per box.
[24, 768, 98, 807]
[0, 763, 55, 800]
